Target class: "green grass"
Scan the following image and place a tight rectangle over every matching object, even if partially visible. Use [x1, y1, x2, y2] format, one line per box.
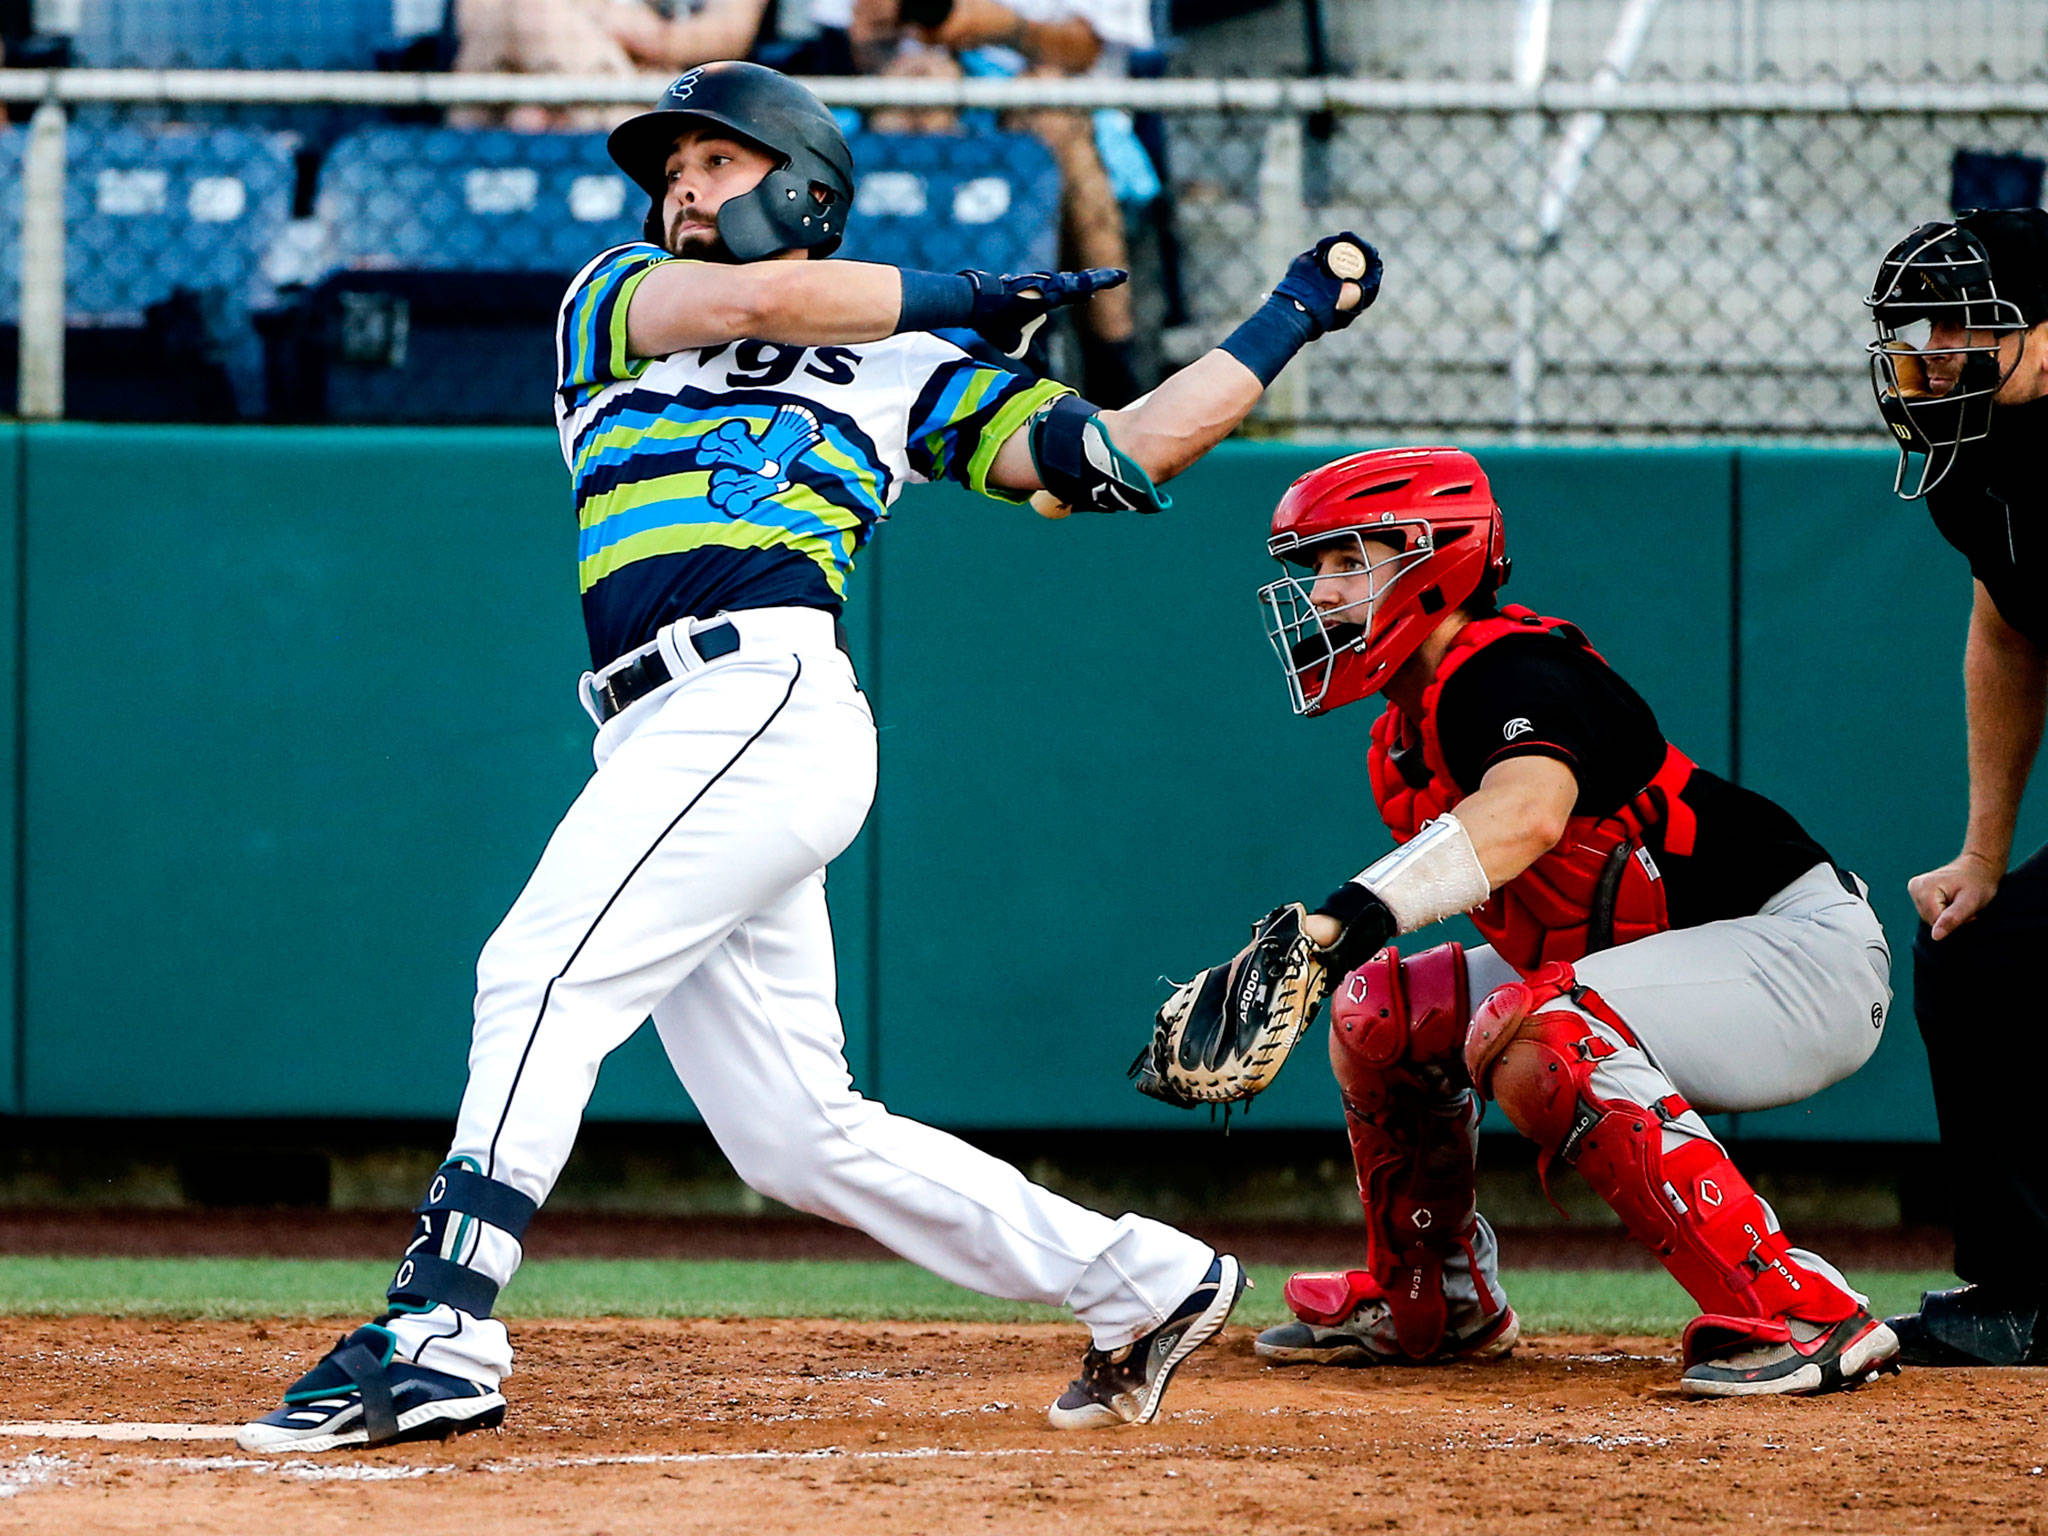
[0, 1258, 1962, 1335]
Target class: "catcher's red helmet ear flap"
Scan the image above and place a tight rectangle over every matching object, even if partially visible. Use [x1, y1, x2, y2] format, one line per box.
[1260, 447, 1508, 716]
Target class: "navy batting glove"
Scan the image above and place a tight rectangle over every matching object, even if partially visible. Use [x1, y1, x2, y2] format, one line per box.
[962, 267, 1129, 358]
[1273, 233, 1383, 336]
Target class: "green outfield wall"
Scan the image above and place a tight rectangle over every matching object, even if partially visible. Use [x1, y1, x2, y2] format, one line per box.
[0, 424, 2025, 1140]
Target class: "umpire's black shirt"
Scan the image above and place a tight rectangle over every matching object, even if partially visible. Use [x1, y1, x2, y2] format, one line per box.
[1927, 396, 2048, 649]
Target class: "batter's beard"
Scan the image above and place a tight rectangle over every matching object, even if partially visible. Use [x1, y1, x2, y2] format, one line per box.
[668, 211, 737, 264]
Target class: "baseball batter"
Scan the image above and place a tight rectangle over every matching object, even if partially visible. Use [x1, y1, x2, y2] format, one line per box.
[1138, 447, 1899, 1396]
[238, 61, 1379, 1451]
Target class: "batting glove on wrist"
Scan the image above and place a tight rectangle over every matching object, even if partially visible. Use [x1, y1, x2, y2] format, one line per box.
[961, 267, 1128, 358]
[1272, 233, 1383, 336]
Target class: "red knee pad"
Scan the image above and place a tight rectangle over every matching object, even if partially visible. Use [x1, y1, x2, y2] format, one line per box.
[1463, 960, 1579, 1097]
[1330, 941, 1470, 1097]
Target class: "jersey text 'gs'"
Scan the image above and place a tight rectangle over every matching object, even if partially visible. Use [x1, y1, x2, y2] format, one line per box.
[556, 243, 1068, 668]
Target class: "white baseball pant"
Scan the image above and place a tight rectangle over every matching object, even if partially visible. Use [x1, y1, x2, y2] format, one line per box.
[385, 607, 1213, 1387]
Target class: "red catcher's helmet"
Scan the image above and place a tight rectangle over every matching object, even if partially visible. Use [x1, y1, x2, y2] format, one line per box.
[1259, 446, 1509, 716]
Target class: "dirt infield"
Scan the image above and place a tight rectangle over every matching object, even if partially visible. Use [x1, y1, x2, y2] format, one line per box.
[2, 1316, 2042, 1535]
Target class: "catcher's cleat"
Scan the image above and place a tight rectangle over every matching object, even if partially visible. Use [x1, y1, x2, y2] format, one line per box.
[1047, 1254, 1245, 1429]
[1677, 1311, 1901, 1398]
[1885, 1285, 2048, 1367]
[1255, 1294, 1519, 1367]
[237, 1323, 506, 1453]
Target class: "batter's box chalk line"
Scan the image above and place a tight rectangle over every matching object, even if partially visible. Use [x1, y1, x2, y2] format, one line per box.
[0, 1422, 240, 1442]
[0, 1452, 77, 1498]
[0, 1437, 1322, 1493]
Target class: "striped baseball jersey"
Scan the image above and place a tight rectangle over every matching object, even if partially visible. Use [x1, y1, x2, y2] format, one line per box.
[555, 242, 1071, 669]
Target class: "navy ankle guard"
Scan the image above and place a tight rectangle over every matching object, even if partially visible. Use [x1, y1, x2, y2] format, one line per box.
[386, 1164, 538, 1320]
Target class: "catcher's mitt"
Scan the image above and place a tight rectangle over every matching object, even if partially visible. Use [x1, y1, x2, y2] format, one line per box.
[1131, 903, 1333, 1109]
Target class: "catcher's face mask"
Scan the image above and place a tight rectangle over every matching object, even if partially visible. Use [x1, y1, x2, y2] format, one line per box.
[1259, 526, 1437, 716]
[1867, 221, 2030, 498]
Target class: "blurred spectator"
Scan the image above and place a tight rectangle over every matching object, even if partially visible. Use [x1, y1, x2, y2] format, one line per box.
[452, 0, 774, 130]
[815, 0, 1155, 404]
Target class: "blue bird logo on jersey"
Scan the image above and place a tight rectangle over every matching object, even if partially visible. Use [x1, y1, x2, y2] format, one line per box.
[699, 405, 824, 519]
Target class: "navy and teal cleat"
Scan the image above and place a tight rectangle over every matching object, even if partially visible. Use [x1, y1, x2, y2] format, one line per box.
[1047, 1254, 1246, 1429]
[237, 1323, 506, 1453]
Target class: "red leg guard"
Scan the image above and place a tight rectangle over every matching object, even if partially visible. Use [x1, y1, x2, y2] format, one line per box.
[1323, 942, 1503, 1360]
[1472, 966, 1861, 1340]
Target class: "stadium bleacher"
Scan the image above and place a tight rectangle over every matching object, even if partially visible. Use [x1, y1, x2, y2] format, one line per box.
[0, 114, 1064, 423]
[62, 0, 423, 71]
[837, 131, 1061, 275]
[319, 127, 646, 274]
[267, 126, 1063, 424]
[0, 122, 299, 419]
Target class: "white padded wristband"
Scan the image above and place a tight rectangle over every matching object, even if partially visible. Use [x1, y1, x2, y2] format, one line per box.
[1355, 813, 1493, 934]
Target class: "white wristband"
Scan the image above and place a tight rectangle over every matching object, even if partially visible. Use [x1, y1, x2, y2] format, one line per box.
[1355, 813, 1493, 933]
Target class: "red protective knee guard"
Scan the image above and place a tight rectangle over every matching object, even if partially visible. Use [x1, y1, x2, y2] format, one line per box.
[1332, 943, 1473, 1084]
[1327, 943, 1500, 1359]
[1464, 960, 1579, 1095]
[1478, 972, 1861, 1333]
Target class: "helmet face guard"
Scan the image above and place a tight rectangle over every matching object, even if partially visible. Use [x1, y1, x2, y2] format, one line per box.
[608, 63, 855, 262]
[1259, 523, 1448, 715]
[1258, 447, 1510, 718]
[1866, 221, 2029, 498]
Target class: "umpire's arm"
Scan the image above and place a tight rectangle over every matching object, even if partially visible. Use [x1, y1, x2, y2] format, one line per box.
[1912, 578, 2048, 938]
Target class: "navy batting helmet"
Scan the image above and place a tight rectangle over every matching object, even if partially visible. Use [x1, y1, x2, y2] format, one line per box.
[607, 62, 855, 261]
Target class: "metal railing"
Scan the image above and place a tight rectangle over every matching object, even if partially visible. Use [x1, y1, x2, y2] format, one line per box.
[4, 69, 2044, 439]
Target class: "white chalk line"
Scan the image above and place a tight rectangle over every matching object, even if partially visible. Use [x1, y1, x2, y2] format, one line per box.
[0, 1432, 1311, 1493]
[0, 1451, 75, 1499]
[0, 1422, 239, 1442]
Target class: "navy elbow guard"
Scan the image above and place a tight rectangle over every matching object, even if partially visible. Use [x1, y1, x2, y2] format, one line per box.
[1028, 396, 1172, 515]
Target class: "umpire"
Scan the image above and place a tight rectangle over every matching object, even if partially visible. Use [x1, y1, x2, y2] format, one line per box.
[1868, 207, 2048, 1365]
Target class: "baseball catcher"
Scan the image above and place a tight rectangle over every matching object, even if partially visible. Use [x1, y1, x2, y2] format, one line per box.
[1139, 446, 1901, 1397]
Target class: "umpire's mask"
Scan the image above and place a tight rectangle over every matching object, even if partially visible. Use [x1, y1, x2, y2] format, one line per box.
[1866, 211, 2048, 498]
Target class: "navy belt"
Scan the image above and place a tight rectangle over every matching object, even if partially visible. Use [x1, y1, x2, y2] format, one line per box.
[593, 616, 850, 725]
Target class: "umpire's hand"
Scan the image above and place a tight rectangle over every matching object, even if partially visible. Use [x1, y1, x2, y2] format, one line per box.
[1911, 851, 2005, 940]
[961, 267, 1128, 358]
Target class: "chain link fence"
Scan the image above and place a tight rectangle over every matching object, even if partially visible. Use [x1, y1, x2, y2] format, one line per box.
[1167, 95, 2048, 438]
[0, 71, 2043, 440]
[1316, 0, 2048, 85]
